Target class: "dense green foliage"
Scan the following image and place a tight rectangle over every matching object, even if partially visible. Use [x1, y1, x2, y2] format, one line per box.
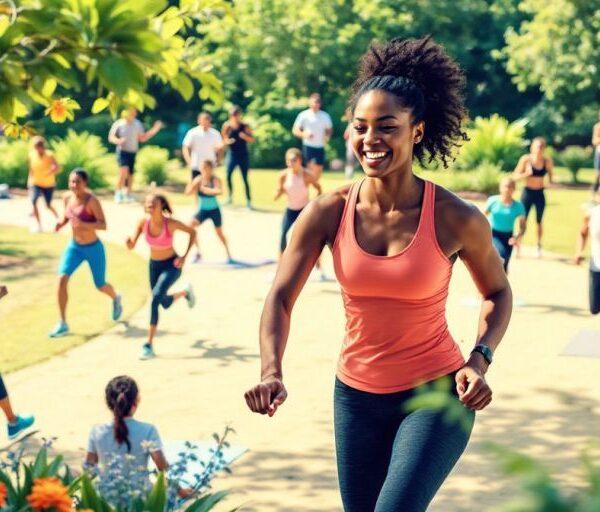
[136, 146, 171, 186]
[0, 0, 228, 127]
[455, 115, 527, 171]
[559, 146, 593, 184]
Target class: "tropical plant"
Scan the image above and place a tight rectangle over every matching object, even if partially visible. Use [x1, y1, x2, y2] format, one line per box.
[0, 439, 78, 509]
[136, 146, 171, 186]
[0, 0, 229, 131]
[444, 162, 503, 194]
[455, 115, 527, 171]
[0, 428, 239, 511]
[559, 146, 592, 184]
[50, 130, 114, 189]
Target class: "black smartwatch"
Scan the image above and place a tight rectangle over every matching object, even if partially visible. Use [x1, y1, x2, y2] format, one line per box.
[471, 344, 493, 365]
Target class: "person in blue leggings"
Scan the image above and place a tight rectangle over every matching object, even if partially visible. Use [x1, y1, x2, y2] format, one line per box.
[485, 177, 526, 272]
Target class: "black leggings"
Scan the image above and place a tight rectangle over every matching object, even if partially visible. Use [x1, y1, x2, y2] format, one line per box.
[492, 229, 513, 272]
[334, 376, 474, 512]
[591, 270, 600, 315]
[0, 374, 7, 400]
[521, 187, 546, 224]
[149, 256, 182, 325]
[280, 208, 303, 252]
[226, 152, 251, 201]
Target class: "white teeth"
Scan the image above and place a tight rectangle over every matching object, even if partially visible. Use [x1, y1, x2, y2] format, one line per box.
[365, 151, 387, 159]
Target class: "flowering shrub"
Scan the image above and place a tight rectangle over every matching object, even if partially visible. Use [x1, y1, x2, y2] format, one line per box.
[0, 428, 239, 511]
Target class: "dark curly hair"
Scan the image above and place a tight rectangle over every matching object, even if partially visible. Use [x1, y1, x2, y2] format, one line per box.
[350, 36, 468, 168]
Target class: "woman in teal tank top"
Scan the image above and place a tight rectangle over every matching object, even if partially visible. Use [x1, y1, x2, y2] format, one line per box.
[485, 177, 526, 272]
[185, 159, 232, 262]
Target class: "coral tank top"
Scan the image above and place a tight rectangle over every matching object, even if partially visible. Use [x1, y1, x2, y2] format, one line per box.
[332, 179, 465, 393]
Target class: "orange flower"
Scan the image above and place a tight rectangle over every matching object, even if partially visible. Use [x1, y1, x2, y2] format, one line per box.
[26, 477, 72, 512]
[0, 481, 7, 507]
[44, 98, 80, 123]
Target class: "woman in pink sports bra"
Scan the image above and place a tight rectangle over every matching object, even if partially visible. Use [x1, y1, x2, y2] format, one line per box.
[245, 37, 512, 512]
[126, 193, 196, 360]
[50, 169, 122, 339]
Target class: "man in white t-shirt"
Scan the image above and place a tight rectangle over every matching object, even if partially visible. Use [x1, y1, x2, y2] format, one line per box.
[575, 184, 600, 314]
[292, 93, 333, 180]
[182, 112, 224, 181]
[108, 107, 163, 203]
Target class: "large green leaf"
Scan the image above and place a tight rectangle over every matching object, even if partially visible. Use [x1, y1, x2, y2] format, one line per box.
[186, 491, 231, 512]
[146, 472, 167, 512]
[98, 55, 145, 96]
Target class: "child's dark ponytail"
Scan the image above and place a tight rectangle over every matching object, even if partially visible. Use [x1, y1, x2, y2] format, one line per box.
[105, 375, 139, 452]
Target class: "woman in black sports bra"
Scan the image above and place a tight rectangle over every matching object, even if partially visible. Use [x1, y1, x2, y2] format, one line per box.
[513, 137, 554, 257]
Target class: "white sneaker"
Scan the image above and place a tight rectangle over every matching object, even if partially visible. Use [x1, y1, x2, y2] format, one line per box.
[536, 246, 542, 258]
[30, 225, 42, 234]
[114, 191, 123, 203]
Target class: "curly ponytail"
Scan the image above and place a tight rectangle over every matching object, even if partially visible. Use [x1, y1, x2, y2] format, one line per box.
[350, 36, 468, 168]
[105, 376, 139, 452]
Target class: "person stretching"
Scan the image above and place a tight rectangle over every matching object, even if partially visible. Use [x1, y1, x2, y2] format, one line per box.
[126, 194, 196, 360]
[485, 177, 526, 273]
[512, 137, 554, 258]
[0, 285, 35, 439]
[275, 148, 322, 256]
[28, 136, 60, 232]
[185, 160, 232, 263]
[51, 169, 122, 338]
[108, 107, 163, 203]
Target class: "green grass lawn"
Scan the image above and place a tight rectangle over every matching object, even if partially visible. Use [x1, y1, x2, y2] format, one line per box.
[164, 165, 593, 259]
[0, 226, 148, 373]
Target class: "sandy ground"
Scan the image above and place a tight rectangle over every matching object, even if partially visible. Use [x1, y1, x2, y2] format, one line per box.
[0, 192, 599, 511]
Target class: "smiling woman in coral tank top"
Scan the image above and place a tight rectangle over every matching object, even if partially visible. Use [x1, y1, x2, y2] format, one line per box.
[245, 36, 512, 512]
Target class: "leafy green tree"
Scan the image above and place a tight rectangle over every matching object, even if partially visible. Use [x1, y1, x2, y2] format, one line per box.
[502, 0, 600, 112]
[202, 0, 535, 119]
[0, 0, 227, 133]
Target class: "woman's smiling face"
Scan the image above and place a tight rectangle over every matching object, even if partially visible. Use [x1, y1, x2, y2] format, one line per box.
[351, 89, 424, 178]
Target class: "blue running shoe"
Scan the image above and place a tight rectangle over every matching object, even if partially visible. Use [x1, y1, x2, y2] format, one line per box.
[140, 343, 156, 360]
[185, 283, 195, 309]
[112, 294, 123, 321]
[49, 321, 69, 338]
[8, 414, 35, 440]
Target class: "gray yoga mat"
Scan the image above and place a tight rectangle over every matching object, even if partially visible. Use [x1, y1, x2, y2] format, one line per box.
[561, 330, 600, 358]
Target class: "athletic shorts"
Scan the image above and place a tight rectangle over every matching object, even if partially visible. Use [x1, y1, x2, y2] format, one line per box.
[194, 207, 222, 228]
[117, 149, 137, 174]
[58, 239, 107, 288]
[191, 169, 201, 180]
[594, 147, 600, 171]
[30, 185, 54, 206]
[302, 145, 325, 166]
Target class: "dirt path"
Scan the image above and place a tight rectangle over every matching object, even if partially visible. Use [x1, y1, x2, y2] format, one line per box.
[0, 193, 598, 511]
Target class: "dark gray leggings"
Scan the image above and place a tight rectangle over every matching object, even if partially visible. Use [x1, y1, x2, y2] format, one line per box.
[149, 257, 181, 325]
[334, 375, 475, 512]
[0, 374, 7, 400]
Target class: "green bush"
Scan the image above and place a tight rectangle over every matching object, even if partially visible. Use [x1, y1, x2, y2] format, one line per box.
[50, 130, 114, 189]
[136, 145, 170, 186]
[248, 113, 297, 168]
[455, 114, 527, 171]
[0, 139, 29, 187]
[446, 162, 503, 194]
[559, 145, 592, 183]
